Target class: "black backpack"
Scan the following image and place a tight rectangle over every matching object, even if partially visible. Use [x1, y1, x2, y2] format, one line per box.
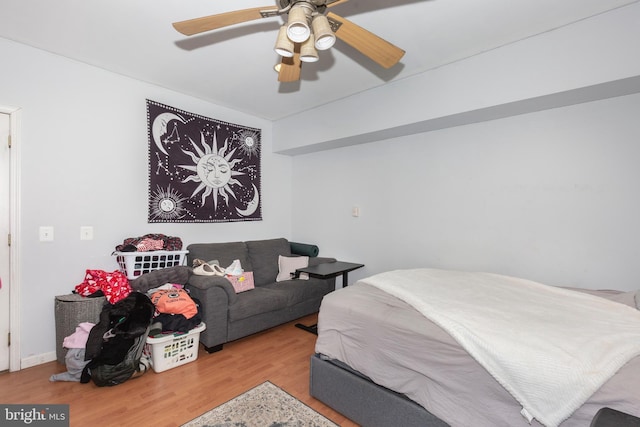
[81, 292, 155, 387]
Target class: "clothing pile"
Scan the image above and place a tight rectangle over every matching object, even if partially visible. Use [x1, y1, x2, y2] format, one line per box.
[50, 322, 94, 382]
[80, 292, 155, 386]
[74, 269, 132, 303]
[114, 233, 183, 253]
[51, 292, 155, 385]
[54, 266, 201, 385]
[74, 234, 186, 303]
[147, 284, 202, 335]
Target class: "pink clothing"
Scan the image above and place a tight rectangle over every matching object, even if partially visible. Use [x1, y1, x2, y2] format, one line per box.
[63, 322, 95, 349]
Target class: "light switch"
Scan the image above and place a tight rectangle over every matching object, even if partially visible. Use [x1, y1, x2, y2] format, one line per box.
[352, 206, 360, 217]
[39, 226, 54, 242]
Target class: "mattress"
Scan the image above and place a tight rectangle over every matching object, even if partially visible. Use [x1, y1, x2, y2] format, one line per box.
[315, 282, 640, 427]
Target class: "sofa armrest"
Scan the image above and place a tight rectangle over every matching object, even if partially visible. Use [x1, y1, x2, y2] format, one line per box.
[308, 256, 337, 267]
[185, 282, 230, 350]
[187, 275, 238, 304]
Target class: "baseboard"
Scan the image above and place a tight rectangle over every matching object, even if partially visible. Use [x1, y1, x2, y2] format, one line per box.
[21, 351, 57, 369]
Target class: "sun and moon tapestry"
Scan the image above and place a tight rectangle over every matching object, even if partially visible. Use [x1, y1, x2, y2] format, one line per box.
[146, 100, 262, 223]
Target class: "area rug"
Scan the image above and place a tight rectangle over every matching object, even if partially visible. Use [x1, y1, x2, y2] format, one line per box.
[181, 381, 338, 427]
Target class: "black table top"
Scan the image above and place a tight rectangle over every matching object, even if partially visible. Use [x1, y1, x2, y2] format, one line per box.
[295, 261, 364, 279]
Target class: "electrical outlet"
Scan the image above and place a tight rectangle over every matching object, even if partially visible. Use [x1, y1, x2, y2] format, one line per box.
[80, 226, 94, 240]
[39, 226, 54, 242]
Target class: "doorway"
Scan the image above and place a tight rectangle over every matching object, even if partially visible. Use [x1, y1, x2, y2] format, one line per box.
[0, 112, 11, 371]
[0, 106, 21, 372]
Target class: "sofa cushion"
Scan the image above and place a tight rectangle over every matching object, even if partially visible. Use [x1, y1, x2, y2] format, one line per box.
[187, 242, 253, 273]
[246, 238, 291, 286]
[276, 255, 309, 282]
[263, 279, 334, 305]
[228, 288, 289, 321]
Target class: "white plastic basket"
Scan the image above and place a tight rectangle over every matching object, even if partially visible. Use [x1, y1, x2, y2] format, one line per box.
[146, 323, 206, 373]
[113, 250, 188, 280]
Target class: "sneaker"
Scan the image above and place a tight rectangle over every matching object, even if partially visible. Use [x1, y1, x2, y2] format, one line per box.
[193, 262, 226, 276]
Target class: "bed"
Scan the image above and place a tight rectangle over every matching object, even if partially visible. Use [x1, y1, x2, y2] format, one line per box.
[311, 268, 640, 427]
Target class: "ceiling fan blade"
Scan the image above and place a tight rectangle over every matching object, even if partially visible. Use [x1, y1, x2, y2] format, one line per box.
[173, 6, 277, 36]
[278, 50, 302, 82]
[326, 0, 349, 8]
[326, 12, 405, 69]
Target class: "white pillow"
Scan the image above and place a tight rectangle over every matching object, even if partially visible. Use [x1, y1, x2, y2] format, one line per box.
[276, 255, 309, 282]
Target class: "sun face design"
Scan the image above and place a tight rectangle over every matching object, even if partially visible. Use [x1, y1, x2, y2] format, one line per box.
[235, 129, 260, 157]
[179, 130, 245, 209]
[199, 155, 231, 188]
[149, 185, 188, 221]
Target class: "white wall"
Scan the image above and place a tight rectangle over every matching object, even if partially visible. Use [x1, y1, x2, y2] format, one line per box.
[286, 2, 640, 291]
[291, 92, 640, 290]
[0, 38, 292, 363]
[274, 1, 640, 154]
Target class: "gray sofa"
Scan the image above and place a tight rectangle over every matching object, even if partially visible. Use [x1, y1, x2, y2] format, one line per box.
[185, 238, 336, 352]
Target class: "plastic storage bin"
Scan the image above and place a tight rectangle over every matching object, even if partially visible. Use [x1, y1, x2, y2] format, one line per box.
[114, 250, 188, 279]
[146, 323, 206, 373]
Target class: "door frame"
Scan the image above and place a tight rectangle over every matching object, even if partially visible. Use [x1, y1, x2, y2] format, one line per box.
[1, 105, 22, 371]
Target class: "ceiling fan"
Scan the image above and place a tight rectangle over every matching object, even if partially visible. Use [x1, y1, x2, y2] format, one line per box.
[172, 0, 405, 82]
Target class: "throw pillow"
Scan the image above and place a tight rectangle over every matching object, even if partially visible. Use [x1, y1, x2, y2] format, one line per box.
[276, 255, 309, 282]
[226, 272, 255, 293]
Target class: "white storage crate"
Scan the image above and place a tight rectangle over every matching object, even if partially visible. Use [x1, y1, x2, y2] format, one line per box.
[146, 323, 206, 373]
[114, 250, 188, 279]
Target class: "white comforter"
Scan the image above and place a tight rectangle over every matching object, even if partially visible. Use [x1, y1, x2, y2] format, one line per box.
[363, 269, 640, 427]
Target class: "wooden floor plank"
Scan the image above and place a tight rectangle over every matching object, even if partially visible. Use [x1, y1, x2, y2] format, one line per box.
[0, 314, 359, 427]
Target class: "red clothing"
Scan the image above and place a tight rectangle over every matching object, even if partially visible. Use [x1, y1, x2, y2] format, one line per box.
[75, 270, 132, 304]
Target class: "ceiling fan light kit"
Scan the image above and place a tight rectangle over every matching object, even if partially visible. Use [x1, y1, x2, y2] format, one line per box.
[286, 3, 313, 43]
[274, 26, 295, 57]
[311, 14, 336, 50]
[299, 34, 319, 63]
[172, 0, 406, 82]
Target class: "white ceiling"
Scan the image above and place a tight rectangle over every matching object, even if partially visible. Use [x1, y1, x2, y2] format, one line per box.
[1, 0, 638, 120]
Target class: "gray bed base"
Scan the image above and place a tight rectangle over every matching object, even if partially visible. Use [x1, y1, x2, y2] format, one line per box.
[310, 354, 640, 427]
[310, 354, 449, 427]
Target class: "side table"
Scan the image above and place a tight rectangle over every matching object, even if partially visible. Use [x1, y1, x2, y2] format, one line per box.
[294, 261, 364, 335]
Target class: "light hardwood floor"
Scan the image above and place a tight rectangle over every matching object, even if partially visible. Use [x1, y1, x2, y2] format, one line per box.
[0, 314, 359, 427]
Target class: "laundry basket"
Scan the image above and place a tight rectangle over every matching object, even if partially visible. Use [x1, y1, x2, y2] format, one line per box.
[114, 250, 188, 280]
[54, 294, 106, 364]
[146, 323, 206, 373]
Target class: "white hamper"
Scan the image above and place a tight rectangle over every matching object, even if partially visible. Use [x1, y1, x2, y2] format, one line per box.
[54, 294, 106, 364]
[146, 323, 206, 373]
[114, 250, 188, 280]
